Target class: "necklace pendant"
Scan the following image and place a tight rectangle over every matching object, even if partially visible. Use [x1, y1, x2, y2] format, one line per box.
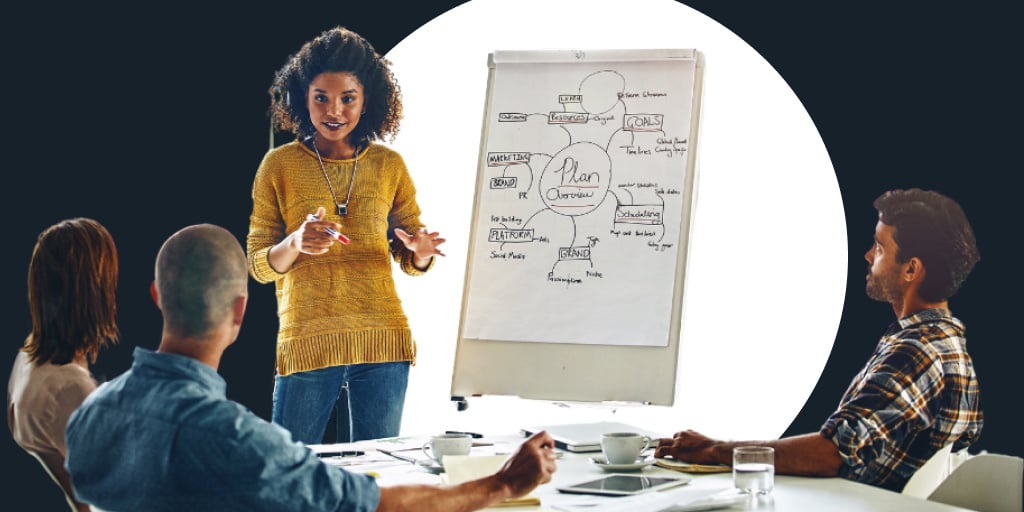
[337, 204, 348, 216]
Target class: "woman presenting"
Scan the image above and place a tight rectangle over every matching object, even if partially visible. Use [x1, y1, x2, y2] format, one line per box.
[247, 26, 445, 444]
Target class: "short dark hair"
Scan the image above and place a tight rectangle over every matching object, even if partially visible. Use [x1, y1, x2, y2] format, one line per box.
[269, 26, 402, 145]
[24, 218, 119, 365]
[874, 188, 980, 302]
[155, 224, 248, 338]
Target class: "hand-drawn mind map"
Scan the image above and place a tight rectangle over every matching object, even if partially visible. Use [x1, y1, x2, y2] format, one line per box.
[462, 55, 698, 347]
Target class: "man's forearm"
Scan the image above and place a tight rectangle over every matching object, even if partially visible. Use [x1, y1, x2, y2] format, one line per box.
[376, 475, 510, 512]
[714, 433, 842, 477]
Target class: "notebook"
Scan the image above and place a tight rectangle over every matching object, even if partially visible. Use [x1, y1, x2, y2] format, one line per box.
[443, 455, 542, 508]
[520, 421, 666, 453]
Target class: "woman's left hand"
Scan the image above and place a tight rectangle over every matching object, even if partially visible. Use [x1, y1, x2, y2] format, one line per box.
[394, 227, 446, 267]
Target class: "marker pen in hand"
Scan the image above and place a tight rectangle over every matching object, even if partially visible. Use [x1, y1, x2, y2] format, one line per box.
[306, 214, 350, 244]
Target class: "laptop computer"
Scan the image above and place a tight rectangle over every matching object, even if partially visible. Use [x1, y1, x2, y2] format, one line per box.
[520, 421, 666, 453]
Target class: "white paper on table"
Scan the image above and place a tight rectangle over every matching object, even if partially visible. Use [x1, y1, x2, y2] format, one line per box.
[365, 435, 432, 452]
[550, 491, 680, 512]
[307, 441, 380, 454]
[659, 488, 748, 511]
[307, 435, 433, 455]
[550, 486, 740, 512]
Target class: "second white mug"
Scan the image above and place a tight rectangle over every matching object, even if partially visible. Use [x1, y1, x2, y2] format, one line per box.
[601, 432, 652, 464]
[422, 433, 472, 465]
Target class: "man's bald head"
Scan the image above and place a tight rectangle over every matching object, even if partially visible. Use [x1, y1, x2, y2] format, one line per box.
[154, 224, 248, 338]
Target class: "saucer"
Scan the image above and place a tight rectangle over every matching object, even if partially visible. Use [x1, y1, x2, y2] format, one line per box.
[416, 460, 445, 474]
[590, 455, 656, 471]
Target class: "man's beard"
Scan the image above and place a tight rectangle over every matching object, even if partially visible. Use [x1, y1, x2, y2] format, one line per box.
[866, 267, 902, 307]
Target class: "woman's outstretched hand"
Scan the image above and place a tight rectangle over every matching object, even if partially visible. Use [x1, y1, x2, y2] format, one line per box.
[394, 227, 446, 268]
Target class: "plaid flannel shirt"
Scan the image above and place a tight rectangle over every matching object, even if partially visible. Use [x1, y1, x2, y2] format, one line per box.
[820, 308, 983, 491]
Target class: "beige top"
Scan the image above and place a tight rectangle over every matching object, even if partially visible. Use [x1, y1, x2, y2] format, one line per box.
[8, 350, 96, 459]
[9, 349, 98, 511]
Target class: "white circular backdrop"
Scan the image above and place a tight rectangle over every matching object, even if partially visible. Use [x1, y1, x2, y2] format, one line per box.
[385, 0, 846, 440]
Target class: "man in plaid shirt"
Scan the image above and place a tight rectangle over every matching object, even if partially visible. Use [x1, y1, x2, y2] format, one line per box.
[655, 188, 983, 492]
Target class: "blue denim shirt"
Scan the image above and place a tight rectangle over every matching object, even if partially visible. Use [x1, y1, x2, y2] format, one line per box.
[65, 347, 380, 511]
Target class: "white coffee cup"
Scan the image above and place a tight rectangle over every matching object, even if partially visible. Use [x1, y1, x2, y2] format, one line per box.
[422, 433, 472, 465]
[601, 432, 652, 464]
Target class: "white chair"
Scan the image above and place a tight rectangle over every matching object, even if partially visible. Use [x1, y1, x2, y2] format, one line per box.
[926, 452, 1024, 512]
[903, 443, 956, 498]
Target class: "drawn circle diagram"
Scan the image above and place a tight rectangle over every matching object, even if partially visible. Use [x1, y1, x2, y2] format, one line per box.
[579, 70, 625, 115]
[539, 141, 611, 216]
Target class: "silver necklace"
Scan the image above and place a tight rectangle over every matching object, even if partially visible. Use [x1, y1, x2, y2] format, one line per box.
[311, 135, 358, 216]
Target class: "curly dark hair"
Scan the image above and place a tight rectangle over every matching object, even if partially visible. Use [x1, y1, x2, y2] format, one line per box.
[874, 188, 980, 302]
[269, 26, 403, 145]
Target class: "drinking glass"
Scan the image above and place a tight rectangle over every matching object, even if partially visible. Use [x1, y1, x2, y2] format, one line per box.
[733, 446, 774, 496]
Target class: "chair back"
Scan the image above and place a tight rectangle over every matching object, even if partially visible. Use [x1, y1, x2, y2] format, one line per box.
[927, 452, 1024, 512]
[903, 443, 955, 498]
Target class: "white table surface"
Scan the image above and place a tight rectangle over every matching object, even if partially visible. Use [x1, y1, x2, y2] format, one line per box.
[316, 433, 976, 512]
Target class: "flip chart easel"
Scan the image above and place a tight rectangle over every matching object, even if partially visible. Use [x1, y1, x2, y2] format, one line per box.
[451, 49, 705, 406]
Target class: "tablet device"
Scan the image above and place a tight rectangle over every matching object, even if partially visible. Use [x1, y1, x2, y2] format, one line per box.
[556, 474, 691, 496]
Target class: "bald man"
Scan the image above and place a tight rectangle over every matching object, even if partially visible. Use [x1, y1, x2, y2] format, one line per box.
[66, 224, 556, 512]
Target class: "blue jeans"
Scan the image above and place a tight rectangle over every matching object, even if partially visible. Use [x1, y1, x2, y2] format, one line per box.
[271, 361, 409, 444]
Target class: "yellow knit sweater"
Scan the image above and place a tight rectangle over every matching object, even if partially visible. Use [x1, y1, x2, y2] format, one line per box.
[246, 141, 433, 376]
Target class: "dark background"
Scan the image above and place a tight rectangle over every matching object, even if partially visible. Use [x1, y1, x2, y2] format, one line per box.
[3, 2, 1018, 510]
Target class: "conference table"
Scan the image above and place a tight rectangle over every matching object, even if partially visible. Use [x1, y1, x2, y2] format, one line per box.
[313, 433, 976, 512]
